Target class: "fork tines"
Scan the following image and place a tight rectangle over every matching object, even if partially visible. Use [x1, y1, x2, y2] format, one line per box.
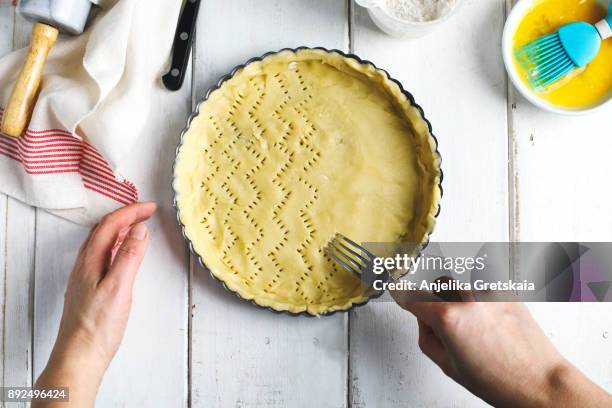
[324, 233, 375, 277]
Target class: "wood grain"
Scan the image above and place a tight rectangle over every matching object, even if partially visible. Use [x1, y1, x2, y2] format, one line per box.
[510, 92, 612, 242]
[1, 7, 36, 407]
[96, 64, 193, 406]
[190, 1, 350, 407]
[507, 0, 612, 395]
[30, 60, 193, 408]
[32, 215, 87, 379]
[0, 3, 11, 398]
[3, 2, 191, 406]
[0, 0, 610, 406]
[350, 303, 489, 407]
[0, 2, 12, 52]
[0, 194, 5, 396]
[349, 0, 509, 406]
[4, 201, 35, 397]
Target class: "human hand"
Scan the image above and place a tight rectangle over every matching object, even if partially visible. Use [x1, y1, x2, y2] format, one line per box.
[34, 202, 156, 408]
[392, 294, 612, 408]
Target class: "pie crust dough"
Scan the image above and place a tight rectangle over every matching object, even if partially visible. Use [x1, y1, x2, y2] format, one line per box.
[174, 49, 441, 315]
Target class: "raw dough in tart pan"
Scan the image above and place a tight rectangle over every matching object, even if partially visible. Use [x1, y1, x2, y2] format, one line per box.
[174, 48, 441, 315]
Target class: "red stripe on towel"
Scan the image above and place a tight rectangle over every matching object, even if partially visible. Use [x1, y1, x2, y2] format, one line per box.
[0, 109, 138, 205]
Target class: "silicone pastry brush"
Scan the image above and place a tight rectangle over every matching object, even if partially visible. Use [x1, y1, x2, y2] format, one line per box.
[515, 1, 612, 92]
[1, 0, 94, 138]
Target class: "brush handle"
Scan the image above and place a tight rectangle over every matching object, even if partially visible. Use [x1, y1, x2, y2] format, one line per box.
[596, 4, 612, 40]
[1, 23, 58, 138]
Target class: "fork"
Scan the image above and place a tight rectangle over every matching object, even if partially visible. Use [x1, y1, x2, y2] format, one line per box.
[324, 233, 390, 291]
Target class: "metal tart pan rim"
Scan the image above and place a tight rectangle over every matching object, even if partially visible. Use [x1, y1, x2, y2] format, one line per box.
[172, 46, 444, 317]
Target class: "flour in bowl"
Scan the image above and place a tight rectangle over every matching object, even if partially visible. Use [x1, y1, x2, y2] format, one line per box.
[384, 0, 457, 22]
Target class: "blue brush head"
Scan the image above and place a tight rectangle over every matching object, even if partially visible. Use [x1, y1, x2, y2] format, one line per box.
[515, 22, 603, 92]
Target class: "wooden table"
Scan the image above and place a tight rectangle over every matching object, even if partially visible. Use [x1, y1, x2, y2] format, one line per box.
[1, 0, 611, 406]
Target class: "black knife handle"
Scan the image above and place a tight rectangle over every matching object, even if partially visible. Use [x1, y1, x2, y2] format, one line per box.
[162, 0, 201, 91]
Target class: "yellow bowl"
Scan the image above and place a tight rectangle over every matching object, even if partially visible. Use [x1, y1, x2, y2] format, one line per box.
[502, 0, 612, 115]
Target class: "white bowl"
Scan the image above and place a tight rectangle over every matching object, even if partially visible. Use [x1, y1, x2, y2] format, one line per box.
[503, 0, 612, 115]
[365, 0, 463, 38]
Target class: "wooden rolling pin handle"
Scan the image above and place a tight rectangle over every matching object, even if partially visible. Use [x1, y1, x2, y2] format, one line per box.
[1, 23, 59, 138]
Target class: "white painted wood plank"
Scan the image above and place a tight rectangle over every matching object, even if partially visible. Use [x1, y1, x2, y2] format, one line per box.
[96, 66, 193, 406]
[0, 1, 13, 53]
[194, 0, 349, 94]
[0, 2, 11, 395]
[4, 201, 35, 394]
[32, 85, 192, 407]
[12, 12, 33, 50]
[350, 303, 489, 408]
[509, 104, 612, 392]
[0, 192, 5, 393]
[350, 0, 509, 406]
[3, 11, 50, 404]
[32, 214, 87, 377]
[352, 1, 510, 241]
[191, 1, 349, 407]
[1, 6, 36, 404]
[191, 268, 348, 407]
[507, 0, 612, 395]
[31, 24, 192, 408]
[511, 95, 612, 242]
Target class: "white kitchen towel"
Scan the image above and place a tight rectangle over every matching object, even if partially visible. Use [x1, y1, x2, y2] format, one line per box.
[0, 0, 184, 225]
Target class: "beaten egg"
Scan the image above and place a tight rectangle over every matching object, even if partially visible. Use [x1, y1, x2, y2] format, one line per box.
[513, 0, 612, 108]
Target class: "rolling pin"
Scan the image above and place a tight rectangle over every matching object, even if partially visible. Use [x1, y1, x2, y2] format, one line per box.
[1, 0, 94, 138]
